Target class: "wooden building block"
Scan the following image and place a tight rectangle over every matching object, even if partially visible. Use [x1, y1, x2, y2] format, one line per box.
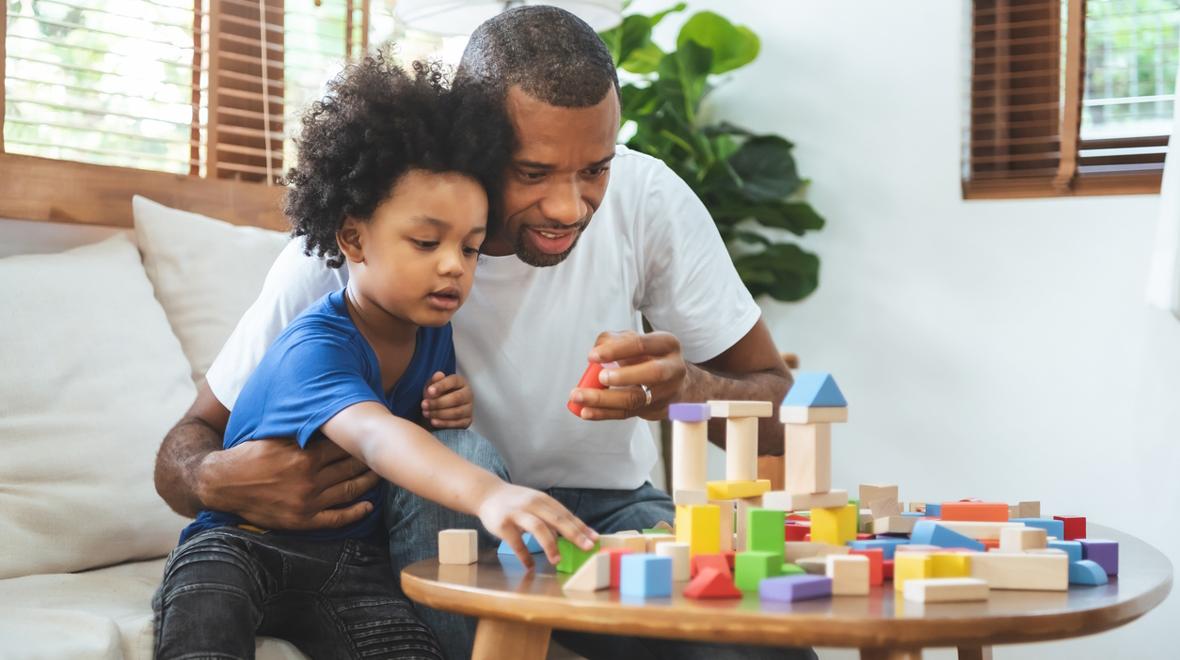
[1069, 559, 1109, 586]
[747, 508, 786, 554]
[674, 489, 707, 506]
[708, 400, 773, 418]
[939, 502, 1009, 522]
[760, 574, 833, 602]
[781, 372, 847, 407]
[684, 567, 742, 599]
[1017, 501, 1041, 518]
[969, 552, 1068, 591]
[671, 414, 708, 495]
[763, 489, 847, 512]
[438, 529, 478, 565]
[497, 533, 543, 556]
[645, 534, 677, 553]
[780, 405, 848, 424]
[655, 542, 691, 581]
[873, 516, 916, 535]
[859, 484, 899, 509]
[999, 526, 1048, 552]
[707, 479, 771, 501]
[784, 541, 850, 562]
[675, 504, 721, 557]
[910, 521, 985, 551]
[711, 499, 736, 553]
[826, 554, 870, 596]
[850, 548, 884, 586]
[1011, 517, 1065, 539]
[1048, 540, 1083, 562]
[1079, 539, 1119, 575]
[562, 552, 610, 593]
[797, 556, 828, 575]
[936, 520, 1025, 541]
[784, 423, 832, 495]
[848, 537, 910, 560]
[556, 537, 601, 574]
[602, 548, 635, 589]
[903, 577, 989, 603]
[620, 554, 673, 598]
[690, 553, 731, 578]
[1053, 515, 1087, 540]
[734, 551, 784, 592]
[734, 497, 762, 552]
[810, 503, 857, 545]
[931, 552, 972, 578]
[724, 417, 759, 482]
[600, 533, 646, 553]
[894, 553, 934, 592]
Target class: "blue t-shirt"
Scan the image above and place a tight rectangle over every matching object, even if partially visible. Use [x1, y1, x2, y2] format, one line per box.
[180, 288, 455, 544]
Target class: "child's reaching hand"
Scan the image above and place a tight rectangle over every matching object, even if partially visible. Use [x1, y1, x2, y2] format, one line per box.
[477, 482, 598, 568]
[421, 371, 473, 429]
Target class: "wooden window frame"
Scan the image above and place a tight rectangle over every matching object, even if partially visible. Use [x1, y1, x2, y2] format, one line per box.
[964, 0, 1166, 199]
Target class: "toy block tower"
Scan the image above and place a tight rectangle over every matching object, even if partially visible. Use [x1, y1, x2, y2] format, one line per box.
[764, 373, 850, 517]
[668, 403, 710, 503]
[704, 401, 773, 551]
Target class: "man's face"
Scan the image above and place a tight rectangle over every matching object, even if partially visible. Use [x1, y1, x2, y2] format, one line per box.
[481, 85, 620, 267]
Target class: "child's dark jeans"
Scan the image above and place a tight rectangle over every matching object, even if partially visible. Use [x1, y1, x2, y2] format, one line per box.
[153, 525, 441, 660]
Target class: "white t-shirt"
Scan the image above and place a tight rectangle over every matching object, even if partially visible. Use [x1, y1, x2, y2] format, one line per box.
[206, 145, 761, 489]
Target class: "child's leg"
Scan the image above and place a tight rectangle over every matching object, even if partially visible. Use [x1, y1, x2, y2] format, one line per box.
[154, 528, 273, 660]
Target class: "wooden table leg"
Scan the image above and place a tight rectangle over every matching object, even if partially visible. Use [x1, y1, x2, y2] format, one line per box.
[860, 649, 923, 660]
[957, 647, 993, 660]
[471, 617, 551, 660]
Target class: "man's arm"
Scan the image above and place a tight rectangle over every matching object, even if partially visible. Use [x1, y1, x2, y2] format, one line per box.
[154, 381, 380, 528]
[570, 318, 792, 454]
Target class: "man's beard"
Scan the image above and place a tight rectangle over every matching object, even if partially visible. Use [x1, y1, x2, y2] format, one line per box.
[511, 223, 588, 268]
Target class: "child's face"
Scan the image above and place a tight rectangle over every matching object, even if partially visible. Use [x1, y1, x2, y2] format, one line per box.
[340, 169, 488, 327]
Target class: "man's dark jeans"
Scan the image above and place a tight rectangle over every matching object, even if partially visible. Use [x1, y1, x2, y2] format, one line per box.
[153, 526, 442, 659]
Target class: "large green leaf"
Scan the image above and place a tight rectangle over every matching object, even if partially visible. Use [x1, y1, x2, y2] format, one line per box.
[676, 11, 760, 74]
[727, 136, 801, 202]
[654, 40, 713, 123]
[733, 243, 820, 302]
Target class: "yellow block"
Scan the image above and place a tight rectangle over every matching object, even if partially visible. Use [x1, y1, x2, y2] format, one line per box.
[894, 553, 934, 592]
[706, 479, 772, 500]
[675, 504, 721, 557]
[810, 503, 858, 545]
[931, 552, 972, 578]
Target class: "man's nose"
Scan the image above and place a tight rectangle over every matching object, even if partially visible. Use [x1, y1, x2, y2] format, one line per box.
[539, 179, 588, 226]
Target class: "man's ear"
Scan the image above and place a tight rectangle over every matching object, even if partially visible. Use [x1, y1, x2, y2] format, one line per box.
[337, 217, 365, 264]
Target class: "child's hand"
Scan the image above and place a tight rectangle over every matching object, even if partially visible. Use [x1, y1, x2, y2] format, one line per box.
[421, 372, 473, 429]
[478, 483, 598, 568]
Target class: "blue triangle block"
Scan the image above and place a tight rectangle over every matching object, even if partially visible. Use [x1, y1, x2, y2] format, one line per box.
[497, 533, 544, 556]
[910, 521, 985, 551]
[1069, 559, 1109, 586]
[782, 372, 847, 408]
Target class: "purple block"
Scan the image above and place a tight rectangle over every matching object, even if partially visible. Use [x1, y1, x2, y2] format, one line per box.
[668, 403, 711, 423]
[759, 575, 832, 602]
[1079, 539, 1119, 576]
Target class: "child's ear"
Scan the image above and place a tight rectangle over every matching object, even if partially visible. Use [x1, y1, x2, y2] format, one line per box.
[337, 217, 365, 264]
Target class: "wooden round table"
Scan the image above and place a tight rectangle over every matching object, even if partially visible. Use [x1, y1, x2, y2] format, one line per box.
[401, 525, 1172, 659]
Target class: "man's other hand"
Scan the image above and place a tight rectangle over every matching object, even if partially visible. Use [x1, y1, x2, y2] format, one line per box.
[568, 330, 688, 421]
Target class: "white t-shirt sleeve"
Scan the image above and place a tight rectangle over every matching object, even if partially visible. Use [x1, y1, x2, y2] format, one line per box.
[635, 157, 762, 364]
[205, 238, 347, 409]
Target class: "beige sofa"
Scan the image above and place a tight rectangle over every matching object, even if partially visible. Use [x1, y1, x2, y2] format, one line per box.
[0, 197, 306, 659]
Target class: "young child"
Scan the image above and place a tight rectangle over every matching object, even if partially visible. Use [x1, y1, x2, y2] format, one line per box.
[153, 56, 597, 660]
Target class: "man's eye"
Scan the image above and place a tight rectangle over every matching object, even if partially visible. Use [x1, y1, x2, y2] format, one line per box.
[520, 171, 546, 181]
[411, 239, 439, 249]
[584, 166, 609, 177]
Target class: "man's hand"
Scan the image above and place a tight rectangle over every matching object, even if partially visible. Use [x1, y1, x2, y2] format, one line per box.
[476, 482, 598, 568]
[198, 438, 381, 531]
[568, 330, 689, 421]
[421, 371, 473, 429]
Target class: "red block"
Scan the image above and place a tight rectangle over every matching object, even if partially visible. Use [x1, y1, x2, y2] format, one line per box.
[684, 567, 742, 599]
[850, 548, 884, 586]
[567, 361, 606, 417]
[804, 534, 811, 542]
[939, 502, 1009, 522]
[856, 533, 874, 540]
[1054, 516, 1087, 540]
[883, 559, 894, 580]
[603, 548, 635, 589]
[787, 513, 810, 522]
[981, 539, 999, 550]
[690, 553, 731, 578]
[723, 550, 736, 571]
[785, 523, 809, 542]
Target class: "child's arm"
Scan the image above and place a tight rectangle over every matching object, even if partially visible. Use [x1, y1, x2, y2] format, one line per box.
[321, 401, 596, 567]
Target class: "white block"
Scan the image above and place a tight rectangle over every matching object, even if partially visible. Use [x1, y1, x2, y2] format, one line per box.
[784, 423, 831, 495]
[780, 406, 848, 424]
[826, 555, 870, 596]
[796, 556, 828, 575]
[673, 489, 707, 506]
[438, 529, 478, 565]
[599, 533, 646, 553]
[763, 489, 848, 512]
[937, 520, 1025, 541]
[724, 417, 759, 482]
[873, 516, 916, 535]
[656, 542, 691, 581]
[712, 499, 736, 553]
[904, 578, 989, 603]
[708, 400, 773, 418]
[562, 552, 610, 593]
[999, 526, 1048, 552]
[672, 420, 708, 494]
[969, 552, 1068, 591]
[785, 541, 849, 562]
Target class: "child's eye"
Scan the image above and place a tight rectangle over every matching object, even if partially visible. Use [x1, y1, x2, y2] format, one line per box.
[463, 246, 480, 257]
[411, 239, 439, 250]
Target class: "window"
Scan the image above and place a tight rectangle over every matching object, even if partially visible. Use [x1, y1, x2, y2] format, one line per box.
[964, 0, 1180, 198]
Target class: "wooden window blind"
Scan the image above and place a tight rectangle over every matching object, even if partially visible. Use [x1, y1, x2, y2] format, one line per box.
[965, 0, 1180, 198]
[2, 0, 385, 185]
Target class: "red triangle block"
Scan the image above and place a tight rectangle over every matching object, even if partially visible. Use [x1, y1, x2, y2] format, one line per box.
[684, 567, 742, 599]
[690, 553, 731, 578]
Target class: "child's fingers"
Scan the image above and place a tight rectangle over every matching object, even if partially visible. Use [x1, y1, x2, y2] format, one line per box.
[424, 388, 471, 411]
[538, 503, 598, 550]
[425, 374, 465, 398]
[427, 402, 472, 421]
[517, 513, 560, 566]
[429, 417, 471, 429]
[500, 529, 535, 569]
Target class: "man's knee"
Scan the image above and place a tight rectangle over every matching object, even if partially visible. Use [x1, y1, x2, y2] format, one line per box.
[430, 428, 508, 481]
[158, 533, 264, 606]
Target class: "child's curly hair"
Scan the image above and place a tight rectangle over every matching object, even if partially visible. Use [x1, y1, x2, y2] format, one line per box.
[283, 55, 515, 267]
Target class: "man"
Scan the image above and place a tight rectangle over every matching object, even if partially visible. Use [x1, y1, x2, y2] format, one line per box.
[155, 6, 806, 660]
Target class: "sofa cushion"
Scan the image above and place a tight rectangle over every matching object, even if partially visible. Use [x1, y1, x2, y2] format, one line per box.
[0, 235, 194, 579]
[133, 195, 288, 384]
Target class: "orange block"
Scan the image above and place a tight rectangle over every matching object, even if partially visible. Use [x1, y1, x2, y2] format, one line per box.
[939, 502, 1009, 522]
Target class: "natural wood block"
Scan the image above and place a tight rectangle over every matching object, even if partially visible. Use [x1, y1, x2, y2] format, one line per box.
[859, 485, 899, 509]
[780, 405, 848, 424]
[826, 554, 870, 596]
[999, 527, 1048, 552]
[438, 529, 478, 565]
[672, 419, 708, 494]
[674, 489, 707, 506]
[711, 499, 736, 553]
[784, 423, 831, 495]
[894, 553, 934, 592]
[734, 497, 760, 552]
[969, 552, 1068, 591]
[784, 541, 850, 562]
[873, 516, 916, 535]
[599, 533, 646, 553]
[724, 417, 759, 481]
[1017, 501, 1041, 518]
[708, 400, 773, 418]
[936, 521, 1025, 541]
[903, 577, 989, 603]
[656, 541, 691, 581]
[562, 552, 610, 593]
[645, 534, 677, 553]
[763, 489, 848, 512]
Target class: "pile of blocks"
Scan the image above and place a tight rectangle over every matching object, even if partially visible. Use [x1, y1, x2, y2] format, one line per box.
[438, 372, 1120, 604]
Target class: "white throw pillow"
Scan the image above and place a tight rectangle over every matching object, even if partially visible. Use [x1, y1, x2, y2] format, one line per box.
[133, 195, 288, 384]
[0, 234, 195, 579]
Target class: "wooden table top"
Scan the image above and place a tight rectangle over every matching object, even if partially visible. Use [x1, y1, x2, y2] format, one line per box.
[402, 524, 1172, 649]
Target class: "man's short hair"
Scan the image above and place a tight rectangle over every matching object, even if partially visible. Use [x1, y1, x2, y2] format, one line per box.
[455, 5, 619, 107]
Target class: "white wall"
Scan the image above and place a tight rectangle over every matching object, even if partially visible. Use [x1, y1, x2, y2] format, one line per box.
[636, 1, 1179, 658]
